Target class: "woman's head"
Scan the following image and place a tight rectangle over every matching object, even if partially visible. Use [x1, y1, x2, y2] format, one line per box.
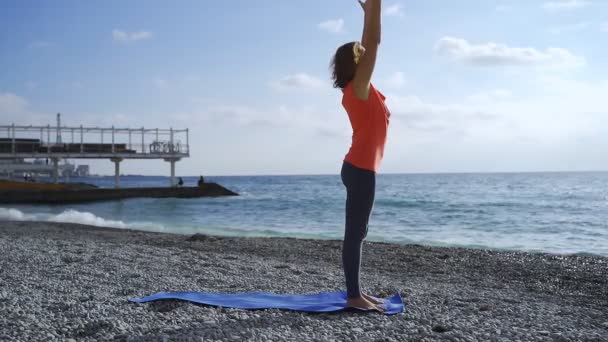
[331, 41, 366, 89]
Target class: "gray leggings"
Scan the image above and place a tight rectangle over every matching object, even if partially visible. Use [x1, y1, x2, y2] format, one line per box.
[341, 161, 376, 299]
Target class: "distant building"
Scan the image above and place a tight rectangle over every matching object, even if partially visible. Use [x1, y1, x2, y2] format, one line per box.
[75, 165, 90, 177]
[0, 158, 90, 179]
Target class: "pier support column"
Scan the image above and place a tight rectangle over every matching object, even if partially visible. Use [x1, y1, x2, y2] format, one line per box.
[111, 158, 123, 189]
[170, 160, 175, 187]
[52, 158, 59, 183]
[164, 158, 181, 187]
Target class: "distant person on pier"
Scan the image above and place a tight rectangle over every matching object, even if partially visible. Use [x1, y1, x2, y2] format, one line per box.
[177, 177, 184, 187]
[197, 176, 205, 187]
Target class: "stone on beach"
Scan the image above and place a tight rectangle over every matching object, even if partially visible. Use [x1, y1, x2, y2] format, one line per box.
[0, 221, 606, 341]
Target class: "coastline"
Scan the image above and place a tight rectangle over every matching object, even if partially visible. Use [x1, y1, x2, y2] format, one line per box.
[0, 220, 606, 341]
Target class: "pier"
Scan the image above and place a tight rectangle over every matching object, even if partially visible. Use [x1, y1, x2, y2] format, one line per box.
[0, 114, 189, 188]
[0, 182, 238, 204]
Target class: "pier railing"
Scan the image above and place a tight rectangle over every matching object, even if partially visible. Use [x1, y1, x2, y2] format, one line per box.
[0, 125, 189, 159]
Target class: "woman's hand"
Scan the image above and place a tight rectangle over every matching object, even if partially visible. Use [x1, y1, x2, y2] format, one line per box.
[358, 0, 368, 12]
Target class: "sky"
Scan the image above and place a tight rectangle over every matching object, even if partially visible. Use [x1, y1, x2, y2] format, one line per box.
[1, 0, 607, 176]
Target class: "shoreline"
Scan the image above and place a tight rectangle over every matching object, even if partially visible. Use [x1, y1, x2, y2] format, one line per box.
[2, 213, 605, 258]
[1, 220, 606, 341]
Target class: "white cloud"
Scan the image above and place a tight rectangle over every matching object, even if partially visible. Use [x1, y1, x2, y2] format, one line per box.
[542, 0, 590, 11]
[529, 77, 608, 115]
[385, 3, 404, 17]
[387, 78, 608, 172]
[165, 103, 353, 175]
[149, 76, 205, 90]
[548, 22, 591, 34]
[434, 37, 585, 68]
[383, 76, 607, 151]
[318, 19, 345, 34]
[0, 93, 28, 114]
[172, 103, 349, 140]
[217, 105, 263, 123]
[25, 81, 39, 91]
[0, 93, 48, 125]
[28, 41, 53, 49]
[112, 29, 152, 43]
[270, 73, 326, 91]
[483, 78, 607, 145]
[173, 104, 272, 128]
[382, 72, 407, 88]
[66, 112, 142, 128]
[175, 73, 608, 172]
[387, 94, 498, 133]
[153, 79, 168, 89]
[184, 75, 201, 82]
[467, 89, 512, 103]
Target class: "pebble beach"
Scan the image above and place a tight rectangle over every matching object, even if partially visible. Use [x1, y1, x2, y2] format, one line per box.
[0, 220, 606, 341]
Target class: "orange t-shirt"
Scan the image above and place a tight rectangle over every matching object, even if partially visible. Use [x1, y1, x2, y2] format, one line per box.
[342, 82, 390, 172]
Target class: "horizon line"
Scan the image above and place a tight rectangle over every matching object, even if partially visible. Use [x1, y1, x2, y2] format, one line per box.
[90, 169, 608, 178]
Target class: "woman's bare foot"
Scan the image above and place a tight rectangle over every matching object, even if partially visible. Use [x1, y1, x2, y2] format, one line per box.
[362, 292, 384, 305]
[346, 296, 385, 312]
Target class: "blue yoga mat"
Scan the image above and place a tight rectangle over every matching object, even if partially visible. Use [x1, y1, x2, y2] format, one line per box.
[130, 291, 404, 315]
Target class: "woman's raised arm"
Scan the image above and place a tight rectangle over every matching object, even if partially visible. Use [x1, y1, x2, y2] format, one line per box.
[353, 0, 382, 101]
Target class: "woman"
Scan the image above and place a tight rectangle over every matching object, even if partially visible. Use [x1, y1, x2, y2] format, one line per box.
[330, 0, 389, 312]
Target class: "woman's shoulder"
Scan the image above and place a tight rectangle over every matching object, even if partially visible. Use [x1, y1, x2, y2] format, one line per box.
[342, 82, 367, 107]
[342, 81, 357, 99]
[344, 82, 385, 103]
[342, 81, 355, 93]
[370, 83, 386, 101]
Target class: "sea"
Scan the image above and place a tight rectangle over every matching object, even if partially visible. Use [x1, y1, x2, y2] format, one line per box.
[1, 172, 607, 257]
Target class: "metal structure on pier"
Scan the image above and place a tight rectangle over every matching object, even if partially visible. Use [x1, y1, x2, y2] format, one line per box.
[0, 114, 190, 188]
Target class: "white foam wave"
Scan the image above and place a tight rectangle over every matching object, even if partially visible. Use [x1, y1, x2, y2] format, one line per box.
[0, 208, 34, 221]
[0, 207, 128, 229]
[48, 209, 128, 228]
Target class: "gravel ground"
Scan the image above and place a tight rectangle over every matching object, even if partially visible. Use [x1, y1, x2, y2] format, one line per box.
[0, 221, 606, 341]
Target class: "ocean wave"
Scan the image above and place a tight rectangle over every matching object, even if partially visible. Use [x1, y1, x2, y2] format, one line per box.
[48, 210, 128, 228]
[0, 207, 335, 240]
[374, 198, 443, 209]
[0, 207, 129, 229]
[0, 207, 337, 241]
[0, 208, 32, 221]
[2, 206, 606, 257]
